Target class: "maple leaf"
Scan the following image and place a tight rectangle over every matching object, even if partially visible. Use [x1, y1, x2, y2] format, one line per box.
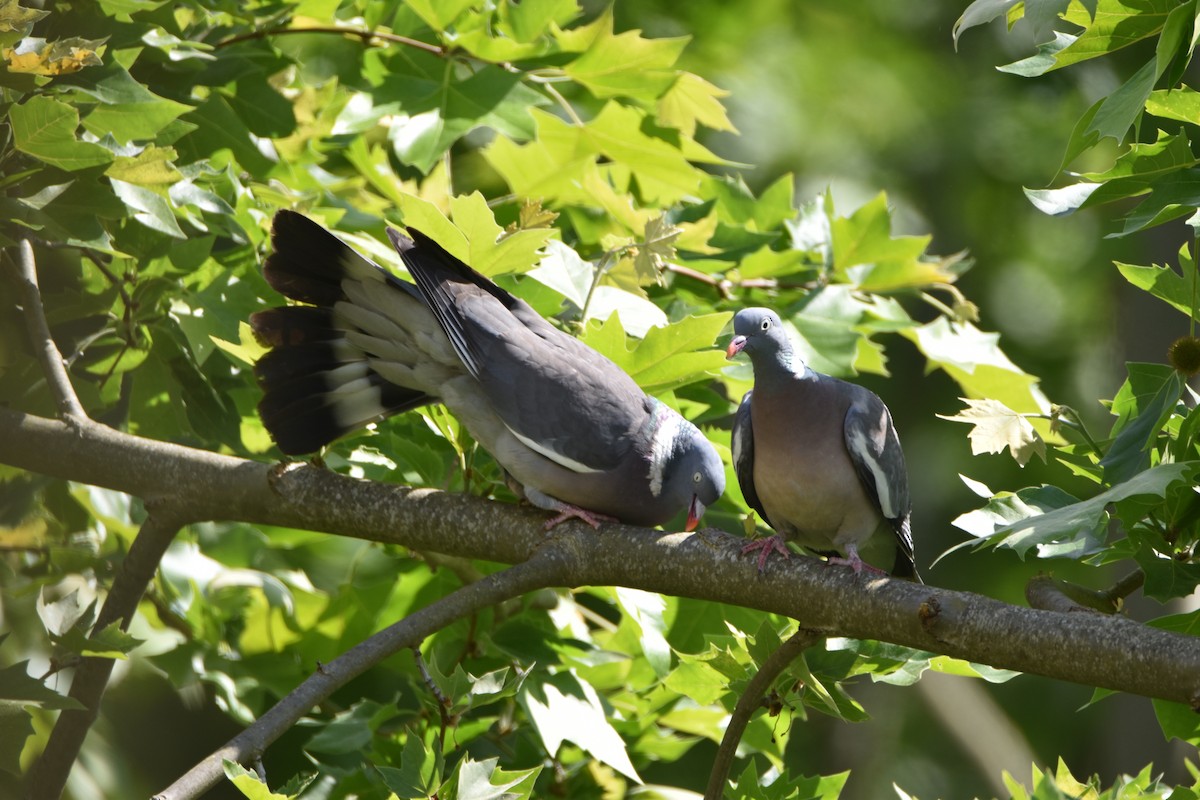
[938, 398, 1046, 467]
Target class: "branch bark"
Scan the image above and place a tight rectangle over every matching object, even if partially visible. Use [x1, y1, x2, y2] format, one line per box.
[10, 240, 87, 422]
[7, 407, 1200, 796]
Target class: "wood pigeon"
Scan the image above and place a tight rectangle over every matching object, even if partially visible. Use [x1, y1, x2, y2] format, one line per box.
[250, 210, 725, 531]
[725, 308, 918, 579]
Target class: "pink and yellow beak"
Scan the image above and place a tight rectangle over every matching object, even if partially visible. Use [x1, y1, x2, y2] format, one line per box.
[726, 335, 747, 360]
[685, 494, 706, 532]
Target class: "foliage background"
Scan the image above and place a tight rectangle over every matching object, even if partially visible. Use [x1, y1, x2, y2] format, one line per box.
[2, 0, 1199, 798]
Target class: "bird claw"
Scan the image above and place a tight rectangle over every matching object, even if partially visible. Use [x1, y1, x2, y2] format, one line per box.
[740, 535, 790, 573]
[543, 504, 618, 530]
[825, 550, 887, 576]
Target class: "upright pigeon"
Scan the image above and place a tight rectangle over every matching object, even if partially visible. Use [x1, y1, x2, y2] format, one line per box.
[725, 307, 917, 578]
[251, 210, 725, 530]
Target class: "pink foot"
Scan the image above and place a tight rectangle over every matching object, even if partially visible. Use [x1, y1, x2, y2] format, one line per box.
[543, 504, 618, 530]
[741, 535, 790, 572]
[825, 545, 887, 576]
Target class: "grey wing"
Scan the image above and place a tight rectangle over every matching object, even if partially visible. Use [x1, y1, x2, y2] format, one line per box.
[843, 393, 914, 564]
[731, 391, 768, 522]
[393, 228, 648, 472]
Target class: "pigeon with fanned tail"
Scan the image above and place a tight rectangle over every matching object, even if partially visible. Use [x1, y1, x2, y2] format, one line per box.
[250, 210, 725, 530]
[726, 307, 918, 579]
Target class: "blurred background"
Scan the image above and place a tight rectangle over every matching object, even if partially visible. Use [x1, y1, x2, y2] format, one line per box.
[612, 1, 1198, 798]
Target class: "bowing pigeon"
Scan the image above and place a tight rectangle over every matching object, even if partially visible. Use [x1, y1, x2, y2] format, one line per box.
[250, 210, 725, 530]
[725, 308, 917, 578]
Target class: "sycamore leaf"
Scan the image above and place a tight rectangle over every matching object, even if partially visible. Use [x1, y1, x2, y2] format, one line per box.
[4, 36, 104, 75]
[521, 674, 640, 782]
[1053, 0, 1176, 71]
[902, 317, 1050, 417]
[1116, 243, 1198, 319]
[580, 312, 730, 393]
[105, 145, 181, 185]
[9, 95, 113, 171]
[398, 192, 552, 277]
[441, 756, 540, 800]
[224, 761, 291, 800]
[656, 71, 736, 136]
[0, 0, 48, 33]
[938, 398, 1046, 466]
[633, 214, 682, 283]
[984, 463, 1195, 558]
[561, 7, 687, 101]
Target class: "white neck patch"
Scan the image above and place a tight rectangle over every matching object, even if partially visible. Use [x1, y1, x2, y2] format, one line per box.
[647, 405, 686, 498]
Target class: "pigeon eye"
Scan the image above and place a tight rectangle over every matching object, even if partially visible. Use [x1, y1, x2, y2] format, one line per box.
[693, 471, 702, 484]
[760, 318, 771, 331]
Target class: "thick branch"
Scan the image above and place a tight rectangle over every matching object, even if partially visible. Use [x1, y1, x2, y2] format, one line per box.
[705, 630, 820, 800]
[28, 512, 187, 800]
[10, 241, 87, 422]
[153, 553, 563, 799]
[4, 408, 1200, 709]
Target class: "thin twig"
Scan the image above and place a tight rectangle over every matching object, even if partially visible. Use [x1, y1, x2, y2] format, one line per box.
[215, 25, 446, 55]
[1102, 569, 1145, 606]
[153, 553, 563, 800]
[1025, 570, 1143, 615]
[12, 240, 88, 422]
[704, 630, 819, 800]
[27, 512, 188, 800]
[541, 80, 583, 126]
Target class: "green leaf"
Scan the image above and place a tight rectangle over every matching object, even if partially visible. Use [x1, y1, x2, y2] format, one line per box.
[176, 94, 274, 177]
[998, 31, 1076, 77]
[403, 0, 474, 31]
[579, 311, 731, 393]
[657, 71, 736, 136]
[1054, 0, 1178, 70]
[224, 761, 291, 800]
[440, 756, 541, 800]
[110, 178, 185, 238]
[398, 191, 552, 278]
[105, 145, 182, 185]
[81, 90, 192, 145]
[9, 95, 113, 171]
[664, 659, 728, 706]
[377, 731, 442, 799]
[989, 463, 1196, 556]
[903, 317, 1049, 415]
[521, 672, 640, 782]
[1087, 58, 1157, 145]
[382, 63, 547, 173]
[562, 8, 688, 101]
[1147, 86, 1200, 125]
[1100, 368, 1184, 484]
[613, 587, 670, 676]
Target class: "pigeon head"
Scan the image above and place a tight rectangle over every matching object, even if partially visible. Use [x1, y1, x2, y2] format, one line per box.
[725, 308, 794, 368]
[648, 410, 726, 532]
[665, 424, 726, 531]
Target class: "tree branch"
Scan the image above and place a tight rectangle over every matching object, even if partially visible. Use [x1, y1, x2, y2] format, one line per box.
[216, 25, 446, 55]
[9, 240, 87, 423]
[5, 407, 1200, 712]
[152, 553, 565, 799]
[705, 630, 820, 800]
[27, 512, 188, 800]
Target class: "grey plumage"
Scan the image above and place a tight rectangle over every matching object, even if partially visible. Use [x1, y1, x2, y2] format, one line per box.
[726, 308, 917, 578]
[252, 210, 725, 530]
